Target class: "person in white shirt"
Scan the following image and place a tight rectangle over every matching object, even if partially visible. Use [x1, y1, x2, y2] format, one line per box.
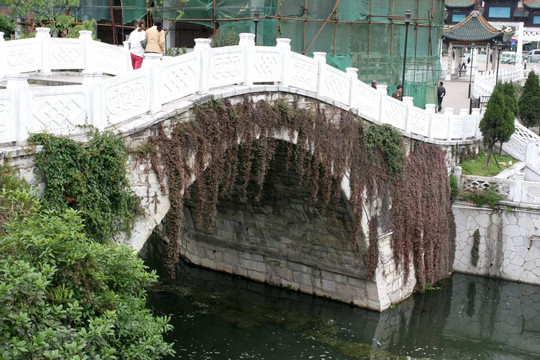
[127, 19, 146, 69]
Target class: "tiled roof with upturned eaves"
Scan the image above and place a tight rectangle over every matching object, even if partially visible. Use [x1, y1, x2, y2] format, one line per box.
[524, 0, 540, 10]
[445, 0, 475, 8]
[443, 10, 504, 42]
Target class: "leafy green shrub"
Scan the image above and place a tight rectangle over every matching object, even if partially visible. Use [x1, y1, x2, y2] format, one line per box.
[29, 131, 140, 243]
[462, 186, 504, 208]
[449, 174, 459, 202]
[211, 26, 239, 47]
[364, 124, 405, 180]
[0, 14, 16, 39]
[0, 169, 174, 359]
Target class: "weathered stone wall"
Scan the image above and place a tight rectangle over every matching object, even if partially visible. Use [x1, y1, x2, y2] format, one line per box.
[453, 200, 540, 284]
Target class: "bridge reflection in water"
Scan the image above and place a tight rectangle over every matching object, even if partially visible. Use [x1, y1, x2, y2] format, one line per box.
[147, 261, 540, 360]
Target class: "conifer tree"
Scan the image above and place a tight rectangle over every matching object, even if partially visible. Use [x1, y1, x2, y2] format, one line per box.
[519, 71, 540, 133]
[498, 82, 518, 154]
[480, 87, 515, 170]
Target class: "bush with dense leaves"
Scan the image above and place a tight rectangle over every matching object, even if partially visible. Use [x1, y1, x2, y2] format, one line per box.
[0, 166, 174, 359]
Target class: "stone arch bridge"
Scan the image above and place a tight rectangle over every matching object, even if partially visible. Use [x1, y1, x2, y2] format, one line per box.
[2, 29, 536, 311]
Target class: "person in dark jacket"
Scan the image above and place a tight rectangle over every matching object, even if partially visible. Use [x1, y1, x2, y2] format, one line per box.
[392, 85, 403, 101]
[437, 81, 446, 112]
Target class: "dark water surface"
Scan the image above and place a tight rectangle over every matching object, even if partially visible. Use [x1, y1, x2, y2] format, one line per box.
[147, 262, 540, 360]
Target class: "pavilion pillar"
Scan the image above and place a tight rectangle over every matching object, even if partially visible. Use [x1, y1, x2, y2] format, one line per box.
[446, 42, 454, 80]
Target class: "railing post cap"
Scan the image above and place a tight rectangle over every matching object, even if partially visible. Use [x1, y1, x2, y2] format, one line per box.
[195, 38, 211, 46]
[443, 107, 454, 115]
[35, 27, 51, 38]
[459, 108, 468, 116]
[239, 33, 255, 41]
[346, 67, 358, 75]
[79, 30, 93, 38]
[276, 38, 291, 45]
[313, 51, 326, 58]
[426, 103, 436, 112]
[5, 73, 29, 81]
[403, 96, 414, 105]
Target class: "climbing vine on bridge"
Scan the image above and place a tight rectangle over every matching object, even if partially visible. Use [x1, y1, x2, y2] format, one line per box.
[28, 131, 140, 243]
[147, 97, 455, 291]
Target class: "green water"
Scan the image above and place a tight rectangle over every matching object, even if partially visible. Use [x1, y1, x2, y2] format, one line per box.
[147, 262, 540, 360]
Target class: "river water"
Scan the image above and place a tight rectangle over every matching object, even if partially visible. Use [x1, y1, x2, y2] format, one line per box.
[147, 261, 540, 360]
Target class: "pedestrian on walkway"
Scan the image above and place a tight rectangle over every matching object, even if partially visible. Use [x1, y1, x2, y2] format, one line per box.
[145, 18, 165, 55]
[437, 81, 446, 112]
[392, 85, 403, 101]
[127, 19, 146, 70]
[371, 80, 378, 89]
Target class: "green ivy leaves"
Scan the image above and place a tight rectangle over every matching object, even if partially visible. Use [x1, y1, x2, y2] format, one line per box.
[28, 131, 140, 243]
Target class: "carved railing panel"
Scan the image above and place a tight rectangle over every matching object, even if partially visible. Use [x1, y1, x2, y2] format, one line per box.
[380, 97, 406, 131]
[30, 87, 88, 134]
[288, 52, 318, 93]
[161, 53, 200, 103]
[0, 93, 15, 143]
[431, 113, 449, 140]
[4, 39, 41, 74]
[353, 82, 379, 121]
[253, 47, 281, 83]
[91, 41, 128, 75]
[319, 65, 350, 105]
[101, 72, 150, 126]
[408, 106, 429, 137]
[449, 115, 464, 140]
[50, 38, 84, 70]
[461, 175, 511, 199]
[207, 46, 244, 89]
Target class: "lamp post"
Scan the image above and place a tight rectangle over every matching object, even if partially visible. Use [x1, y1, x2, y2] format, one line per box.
[495, 41, 503, 84]
[401, 9, 411, 95]
[468, 43, 475, 98]
[253, 11, 260, 45]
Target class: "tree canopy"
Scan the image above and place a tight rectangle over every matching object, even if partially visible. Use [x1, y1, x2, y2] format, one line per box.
[519, 70, 540, 133]
[479, 85, 515, 169]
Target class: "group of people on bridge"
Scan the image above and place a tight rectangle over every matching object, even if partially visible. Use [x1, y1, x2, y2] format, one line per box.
[126, 19, 165, 69]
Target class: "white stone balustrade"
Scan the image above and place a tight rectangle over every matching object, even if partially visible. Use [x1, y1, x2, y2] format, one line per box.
[473, 66, 524, 98]
[0, 29, 484, 146]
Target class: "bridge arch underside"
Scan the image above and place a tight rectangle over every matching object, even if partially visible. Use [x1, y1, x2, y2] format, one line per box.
[142, 140, 400, 311]
[135, 92, 423, 311]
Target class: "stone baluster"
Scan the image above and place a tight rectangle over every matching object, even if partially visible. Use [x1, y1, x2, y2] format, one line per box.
[6, 74, 30, 144]
[471, 108, 481, 139]
[313, 52, 326, 95]
[403, 96, 414, 134]
[82, 71, 104, 130]
[526, 140, 540, 170]
[425, 103, 436, 140]
[143, 53, 163, 114]
[454, 166, 462, 189]
[36, 27, 51, 75]
[276, 38, 291, 87]
[443, 108, 454, 141]
[0, 32, 5, 79]
[239, 33, 255, 86]
[346, 67, 358, 108]
[459, 108, 468, 140]
[79, 30, 94, 72]
[194, 38, 211, 94]
[511, 172, 525, 203]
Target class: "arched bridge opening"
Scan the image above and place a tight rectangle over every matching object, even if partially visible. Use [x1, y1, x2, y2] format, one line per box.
[129, 91, 452, 311]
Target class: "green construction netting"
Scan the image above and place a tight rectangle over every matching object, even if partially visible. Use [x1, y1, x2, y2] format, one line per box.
[72, 0, 445, 108]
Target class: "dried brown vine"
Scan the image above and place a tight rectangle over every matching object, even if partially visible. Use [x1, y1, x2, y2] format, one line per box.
[147, 96, 455, 291]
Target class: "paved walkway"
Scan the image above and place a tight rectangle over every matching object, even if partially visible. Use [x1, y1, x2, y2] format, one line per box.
[439, 78, 471, 115]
